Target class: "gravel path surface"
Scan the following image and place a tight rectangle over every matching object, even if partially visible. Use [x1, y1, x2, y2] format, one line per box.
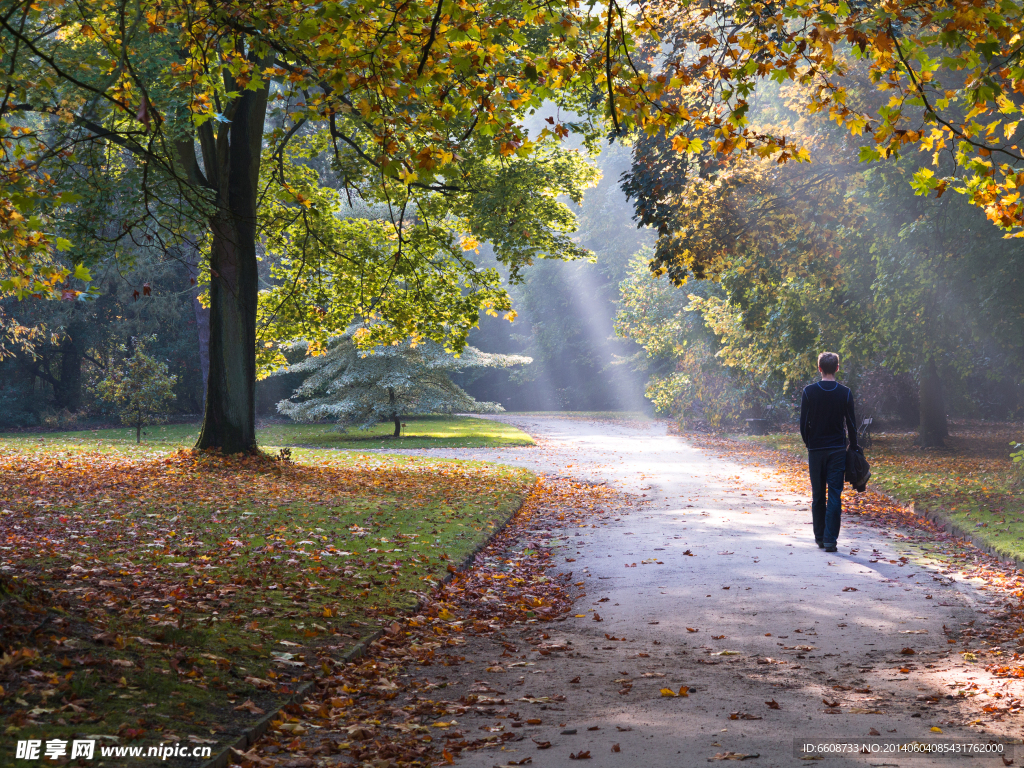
[381, 416, 1013, 767]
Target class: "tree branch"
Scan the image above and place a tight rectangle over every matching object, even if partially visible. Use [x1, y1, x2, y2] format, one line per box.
[417, 0, 445, 77]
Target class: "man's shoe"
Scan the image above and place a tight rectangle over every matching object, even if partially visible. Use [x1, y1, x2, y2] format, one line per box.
[824, 545, 838, 553]
[816, 541, 825, 549]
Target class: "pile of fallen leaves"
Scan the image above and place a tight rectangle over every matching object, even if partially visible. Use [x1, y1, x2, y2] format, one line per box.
[0, 448, 534, 762]
[229, 477, 622, 768]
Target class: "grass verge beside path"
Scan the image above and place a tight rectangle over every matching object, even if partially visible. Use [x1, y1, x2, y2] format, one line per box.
[740, 421, 1024, 561]
[0, 415, 534, 457]
[0, 447, 534, 762]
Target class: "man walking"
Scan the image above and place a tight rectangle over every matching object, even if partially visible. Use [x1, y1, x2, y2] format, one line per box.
[800, 352, 858, 552]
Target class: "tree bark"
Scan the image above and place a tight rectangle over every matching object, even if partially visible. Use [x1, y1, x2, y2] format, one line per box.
[393, 414, 402, 437]
[195, 77, 269, 453]
[918, 357, 948, 448]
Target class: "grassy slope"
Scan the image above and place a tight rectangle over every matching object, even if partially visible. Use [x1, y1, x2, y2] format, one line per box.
[743, 422, 1024, 558]
[0, 415, 533, 456]
[0, 442, 535, 758]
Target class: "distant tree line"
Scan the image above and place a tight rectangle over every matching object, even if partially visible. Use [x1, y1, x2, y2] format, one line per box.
[617, 62, 1024, 446]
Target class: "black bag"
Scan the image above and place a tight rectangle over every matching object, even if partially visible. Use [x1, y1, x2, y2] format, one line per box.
[845, 445, 871, 493]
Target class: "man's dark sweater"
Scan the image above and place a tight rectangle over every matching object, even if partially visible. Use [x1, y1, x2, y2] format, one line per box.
[800, 381, 858, 451]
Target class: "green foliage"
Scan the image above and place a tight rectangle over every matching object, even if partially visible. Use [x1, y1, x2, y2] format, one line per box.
[0, 249, 205, 424]
[255, 136, 600, 372]
[616, 253, 746, 427]
[1011, 442, 1024, 483]
[97, 337, 177, 443]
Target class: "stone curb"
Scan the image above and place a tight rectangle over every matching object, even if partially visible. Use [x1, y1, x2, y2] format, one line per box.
[904, 500, 1024, 574]
[202, 479, 537, 768]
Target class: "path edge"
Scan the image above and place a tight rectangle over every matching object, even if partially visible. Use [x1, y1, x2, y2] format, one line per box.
[905, 501, 1024, 574]
[202, 476, 539, 768]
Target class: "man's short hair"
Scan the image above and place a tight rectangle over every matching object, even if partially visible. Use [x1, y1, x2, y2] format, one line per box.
[818, 352, 840, 375]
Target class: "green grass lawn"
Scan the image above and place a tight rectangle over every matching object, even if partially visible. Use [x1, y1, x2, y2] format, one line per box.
[0, 446, 536, 762]
[0, 414, 533, 457]
[742, 422, 1024, 559]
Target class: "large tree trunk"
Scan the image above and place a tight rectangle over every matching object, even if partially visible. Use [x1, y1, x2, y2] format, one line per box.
[918, 358, 948, 448]
[195, 80, 268, 454]
[393, 414, 401, 437]
[54, 322, 83, 411]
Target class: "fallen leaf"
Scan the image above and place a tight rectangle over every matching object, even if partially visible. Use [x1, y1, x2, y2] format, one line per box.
[686, 627, 699, 633]
[842, 587, 858, 592]
[231, 748, 273, 766]
[570, 750, 592, 760]
[765, 700, 780, 709]
[611, 744, 621, 753]
[869, 729, 880, 736]
[532, 739, 551, 750]
[900, 647, 916, 655]
[709, 752, 760, 761]
[930, 727, 943, 733]
[233, 699, 266, 715]
[822, 699, 840, 708]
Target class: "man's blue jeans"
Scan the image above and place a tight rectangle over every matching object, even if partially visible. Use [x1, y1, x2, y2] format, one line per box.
[809, 448, 846, 546]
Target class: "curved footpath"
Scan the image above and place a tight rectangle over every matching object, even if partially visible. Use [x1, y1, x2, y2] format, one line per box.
[379, 416, 1015, 767]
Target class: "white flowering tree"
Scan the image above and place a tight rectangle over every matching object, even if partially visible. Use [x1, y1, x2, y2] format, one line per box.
[276, 329, 531, 436]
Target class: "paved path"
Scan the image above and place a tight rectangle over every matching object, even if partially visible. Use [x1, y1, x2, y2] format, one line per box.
[388, 417, 1003, 767]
